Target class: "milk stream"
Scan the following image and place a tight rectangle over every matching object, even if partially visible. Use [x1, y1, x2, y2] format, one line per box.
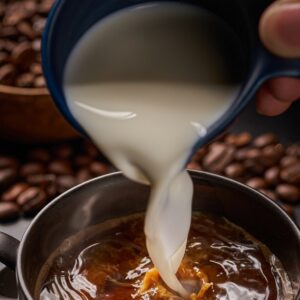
[64, 3, 242, 297]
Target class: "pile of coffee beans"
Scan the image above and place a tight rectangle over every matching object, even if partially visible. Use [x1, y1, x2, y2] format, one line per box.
[0, 0, 54, 88]
[0, 139, 110, 221]
[188, 132, 300, 216]
[0, 132, 299, 222]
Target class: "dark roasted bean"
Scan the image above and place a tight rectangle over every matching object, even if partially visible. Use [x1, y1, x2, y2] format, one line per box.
[280, 163, 300, 185]
[286, 144, 300, 157]
[0, 202, 19, 221]
[253, 133, 278, 148]
[2, 183, 29, 202]
[280, 156, 299, 168]
[53, 145, 73, 159]
[260, 144, 285, 167]
[246, 178, 267, 190]
[75, 155, 92, 167]
[83, 142, 99, 158]
[259, 189, 278, 201]
[187, 161, 202, 171]
[89, 161, 109, 176]
[203, 143, 235, 173]
[28, 148, 50, 162]
[280, 204, 294, 216]
[0, 64, 15, 84]
[225, 132, 252, 147]
[26, 174, 56, 187]
[12, 42, 36, 70]
[276, 184, 300, 202]
[0, 168, 17, 190]
[0, 156, 18, 169]
[191, 148, 207, 162]
[76, 168, 93, 184]
[17, 187, 46, 214]
[48, 160, 72, 175]
[225, 163, 245, 179]
[264, 166, 280, 185]
[57, 175, 76, 193]
[20, 162, 45, 177]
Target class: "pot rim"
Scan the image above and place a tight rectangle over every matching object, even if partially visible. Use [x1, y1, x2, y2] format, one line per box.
[17, 170, 300, 299]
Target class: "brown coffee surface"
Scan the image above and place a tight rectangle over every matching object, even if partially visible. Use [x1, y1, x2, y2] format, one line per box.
[37, 213, 291, 300]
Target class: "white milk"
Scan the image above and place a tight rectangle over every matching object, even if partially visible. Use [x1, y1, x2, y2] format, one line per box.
[64, 3, 242, 297]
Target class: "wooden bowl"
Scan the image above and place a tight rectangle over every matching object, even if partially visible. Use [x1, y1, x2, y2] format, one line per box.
[0, 85, 79, 143]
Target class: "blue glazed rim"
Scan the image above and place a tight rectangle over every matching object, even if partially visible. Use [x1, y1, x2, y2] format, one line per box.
[42, 0, 300, 156]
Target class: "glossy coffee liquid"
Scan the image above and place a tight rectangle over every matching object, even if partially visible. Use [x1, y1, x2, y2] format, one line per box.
[63, 2, 246, 296]
[37, 214, 294, 300]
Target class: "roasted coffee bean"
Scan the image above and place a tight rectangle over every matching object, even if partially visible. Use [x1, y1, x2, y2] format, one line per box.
[0, 169, 17, 190]
[276, 184, 300, 202]
[48, 160, 72, 175]
[17, 187, 46, 214]
[225, 163, 245, 179]
[235, 148, 261, 161]
[0, 156, 18, 169]
[225, 132, 252, 147]
[253, 133, 278, 148]
[260, 144, 285, 167]
[16, 72, 35, 87]
[76, 168, 93, 184]
[2, 183, 29, 202]
[20, 162, 45, 177]
[259, 189, 278, 201]
[34, 75, 45, 87]
[280, 156, 299, 168]
[191, 148, 207, 162]
[83, 142, 99, 158]
[0, 26, 19, 39]
[28, 148, 50, 162]
[75, 155, 93, 167]
[57, 175, 76, 193]
[30, 63, 43, 75]
[32, 38, 41, 52]
[0, 52, 8, 64]
[187, 161, 202, 171]
[53, 144, 73, 159]
[244, 159, 266, 175]
[0, 202, 19, 221]
[286, 144, 300, 157]
[90, 161, 109, 176]
[26, 174, 56, 187]
[264, 166, 280, 185]
[17, 22, 35, 40]
[32, 17, 46, 36]
[203, 143, 235, 173]
[246, 178, 267, 190]
[280, 203, 294, 216]
[0, 64, 15, 84]
[12, 42, 36, 70]
[280, 163, 300, 185]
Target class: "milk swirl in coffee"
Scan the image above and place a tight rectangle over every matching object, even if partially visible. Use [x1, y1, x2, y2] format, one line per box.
[64, 3, 245, 296]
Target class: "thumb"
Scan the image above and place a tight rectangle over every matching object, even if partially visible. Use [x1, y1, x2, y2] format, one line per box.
[259, 0, 300, 58]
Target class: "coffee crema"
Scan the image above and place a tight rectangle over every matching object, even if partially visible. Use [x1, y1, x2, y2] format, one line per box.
[37, 213, 293, 300]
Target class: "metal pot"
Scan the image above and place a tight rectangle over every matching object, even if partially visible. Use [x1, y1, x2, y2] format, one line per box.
[0, 171, 299, 299]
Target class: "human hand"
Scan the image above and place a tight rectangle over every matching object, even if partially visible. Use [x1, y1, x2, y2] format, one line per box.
[257, 0, 300, 116]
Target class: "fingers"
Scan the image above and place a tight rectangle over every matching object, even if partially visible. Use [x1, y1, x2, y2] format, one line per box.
[267, 77, 300, 101]
[259, 0, 300, 58]
[256, 84, 292, 116]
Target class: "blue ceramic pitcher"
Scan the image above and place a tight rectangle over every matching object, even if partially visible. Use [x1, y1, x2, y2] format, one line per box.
[42, 0, 300, 152]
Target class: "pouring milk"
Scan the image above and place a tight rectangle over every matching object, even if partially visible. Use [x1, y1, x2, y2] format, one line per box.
[64, 3, 244, 297]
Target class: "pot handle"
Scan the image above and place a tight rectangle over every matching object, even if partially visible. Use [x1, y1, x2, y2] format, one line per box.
[0, 232, 20, 270]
